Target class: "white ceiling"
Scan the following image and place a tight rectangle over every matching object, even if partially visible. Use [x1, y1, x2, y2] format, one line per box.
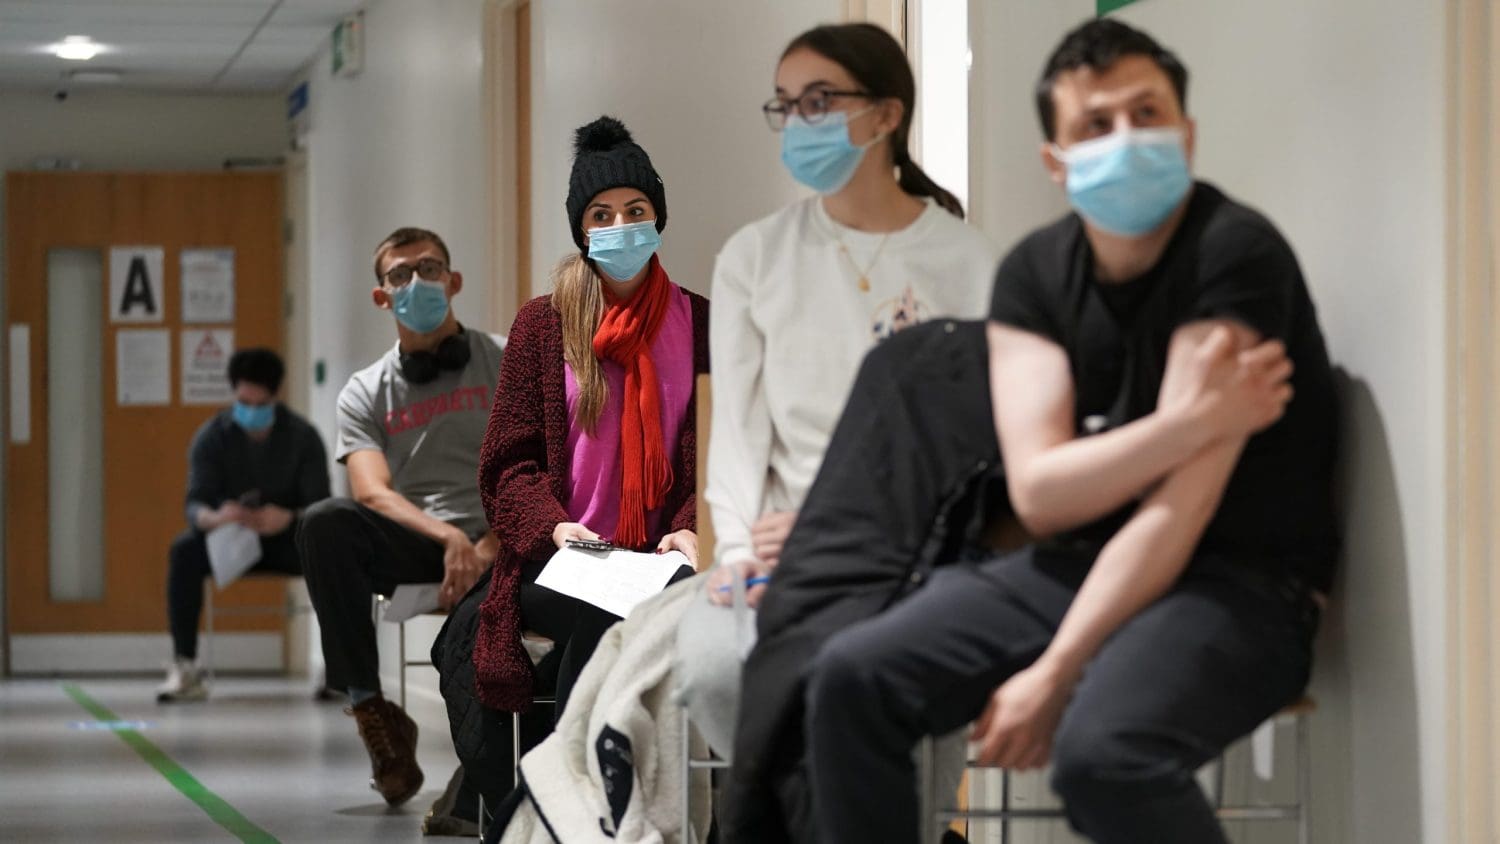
[0, 0, 365, 94]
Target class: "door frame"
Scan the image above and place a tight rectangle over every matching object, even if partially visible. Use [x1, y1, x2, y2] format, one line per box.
[1445, 0, 1499, 839]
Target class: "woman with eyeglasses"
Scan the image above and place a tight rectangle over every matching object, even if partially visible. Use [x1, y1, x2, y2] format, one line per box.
[674, 22, 1000, 762]
[469, 115, 707, 737]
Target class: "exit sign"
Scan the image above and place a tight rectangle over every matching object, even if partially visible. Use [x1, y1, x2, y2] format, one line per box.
[1098, 0, 1142, 13]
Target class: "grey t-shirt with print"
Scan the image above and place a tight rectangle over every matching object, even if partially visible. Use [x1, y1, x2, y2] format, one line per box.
[335, 329, 505, 538]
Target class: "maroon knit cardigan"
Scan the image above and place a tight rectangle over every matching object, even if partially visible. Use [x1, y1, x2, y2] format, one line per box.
[473, 288, 710, 711]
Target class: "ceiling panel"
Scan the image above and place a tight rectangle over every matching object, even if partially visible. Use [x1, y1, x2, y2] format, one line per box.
[0, 0, 363, 93]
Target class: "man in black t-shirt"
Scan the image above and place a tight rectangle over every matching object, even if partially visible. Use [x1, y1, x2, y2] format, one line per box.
[802, 19, 1335, 844]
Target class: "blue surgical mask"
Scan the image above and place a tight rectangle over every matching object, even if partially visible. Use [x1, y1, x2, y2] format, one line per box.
[588, 220, 661, 282]
[780, 107, 884, 195]
[232, 401, 275, 433]
[1053, 127, 1192, 236]
[391, 279, 451, 333]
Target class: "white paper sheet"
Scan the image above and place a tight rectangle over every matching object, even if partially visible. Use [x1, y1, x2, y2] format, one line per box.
[206, 523, 262, 589]
[180, 248, 236, 323]
[380, 583, 443, 624]
[180, 329, 235, 405]
[115, 329, 170, 406]
[109, 246, 164, 324]
[535, 547, 690, 619]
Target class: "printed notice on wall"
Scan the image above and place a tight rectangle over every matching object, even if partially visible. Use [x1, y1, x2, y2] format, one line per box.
[181, 248, 235, 323]
[116, 328, 170, 406]
[181, 328, 234, 405]
[109, 246, 165, 324]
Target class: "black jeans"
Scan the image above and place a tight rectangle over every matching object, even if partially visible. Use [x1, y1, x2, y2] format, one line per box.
[296, 498, 447, 692]
[166, 528, 302, 660]
[804, 546, 1318, 844]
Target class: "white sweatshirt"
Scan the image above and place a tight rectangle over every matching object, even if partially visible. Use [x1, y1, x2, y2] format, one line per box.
[705, 197, 1000, 567]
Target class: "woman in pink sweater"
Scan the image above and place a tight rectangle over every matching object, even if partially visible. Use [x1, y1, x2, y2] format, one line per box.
[472, 116, 708, 721]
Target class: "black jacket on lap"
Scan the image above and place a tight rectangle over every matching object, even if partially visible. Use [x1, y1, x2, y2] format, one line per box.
[721, 319, 1006, 843]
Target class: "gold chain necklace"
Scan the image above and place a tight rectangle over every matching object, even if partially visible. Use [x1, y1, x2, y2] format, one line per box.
[832, 232, 890, 293]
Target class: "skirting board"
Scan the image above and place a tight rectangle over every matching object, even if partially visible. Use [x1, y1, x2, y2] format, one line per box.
[10, 633, 282, 674]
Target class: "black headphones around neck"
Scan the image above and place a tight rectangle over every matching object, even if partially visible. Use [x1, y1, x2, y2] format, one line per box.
[399, 327, 472, 384]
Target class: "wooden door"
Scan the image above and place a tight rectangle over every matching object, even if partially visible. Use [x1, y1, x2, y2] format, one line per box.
[5, 172, 285, 668]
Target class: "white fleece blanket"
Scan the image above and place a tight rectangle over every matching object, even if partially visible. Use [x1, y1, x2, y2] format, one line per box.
[501, 576, 712, 844]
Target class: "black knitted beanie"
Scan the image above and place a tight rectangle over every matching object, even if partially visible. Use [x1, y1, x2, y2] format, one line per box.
[565, 116, 667, 253]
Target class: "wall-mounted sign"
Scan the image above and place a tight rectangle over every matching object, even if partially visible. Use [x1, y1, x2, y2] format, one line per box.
[181, 248, 235, 323]
[181, 328, 235, 405]
[332, 12, 364, 78]
[116, 328, 170, 406]
[287, 81, 310, 149]
[1098, 0, 1143, 13]
[109, 246, 164, 324]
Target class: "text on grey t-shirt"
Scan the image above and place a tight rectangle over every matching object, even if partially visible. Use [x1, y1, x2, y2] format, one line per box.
[335, 329, 505, 538]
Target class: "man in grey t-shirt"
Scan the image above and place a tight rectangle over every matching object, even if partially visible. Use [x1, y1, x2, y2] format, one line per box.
[298, 227, 504, 808]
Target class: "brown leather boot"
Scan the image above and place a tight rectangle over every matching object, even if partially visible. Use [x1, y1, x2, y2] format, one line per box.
[348, 696, 424, 805]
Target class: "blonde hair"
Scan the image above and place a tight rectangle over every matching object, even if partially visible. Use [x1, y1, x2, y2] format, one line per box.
[550, 253, 608, 431]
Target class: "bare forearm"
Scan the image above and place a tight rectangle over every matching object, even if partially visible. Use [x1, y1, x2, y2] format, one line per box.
[1011, 409, 1209, 536]
[357, 487, 462, 545]
[1037, 438, 1244, 680]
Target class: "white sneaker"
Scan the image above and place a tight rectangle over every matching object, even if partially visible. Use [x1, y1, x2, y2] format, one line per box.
[156, 657, 208, 703]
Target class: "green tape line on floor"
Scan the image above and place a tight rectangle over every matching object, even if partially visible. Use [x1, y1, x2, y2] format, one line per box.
[63, 683, 280, 844]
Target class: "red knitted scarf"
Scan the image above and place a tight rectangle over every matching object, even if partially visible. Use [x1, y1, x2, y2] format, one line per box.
[591, 255, 674, 548]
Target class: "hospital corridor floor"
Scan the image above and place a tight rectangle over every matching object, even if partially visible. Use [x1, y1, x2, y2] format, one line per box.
[0, 676, 471, 843]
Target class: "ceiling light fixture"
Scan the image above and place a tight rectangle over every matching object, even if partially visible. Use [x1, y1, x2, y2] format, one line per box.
[53, 35, 101, 61]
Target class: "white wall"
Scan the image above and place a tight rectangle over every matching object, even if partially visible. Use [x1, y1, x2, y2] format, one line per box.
[300, 0, 492, 457]
[0, 89, 284, 671]
[296, 0, 491, 695]
[528, 0, 841, 299]
[972, 3, 1448, 842]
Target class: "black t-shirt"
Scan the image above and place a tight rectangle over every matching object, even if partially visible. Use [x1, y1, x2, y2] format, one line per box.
[988, 181, 1339, 591]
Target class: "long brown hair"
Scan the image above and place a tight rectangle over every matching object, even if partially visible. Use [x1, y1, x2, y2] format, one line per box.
[549, 253, 608, 431]
[781, 23, 965, 218]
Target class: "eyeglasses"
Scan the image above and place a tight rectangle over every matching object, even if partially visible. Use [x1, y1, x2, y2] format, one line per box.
[382, 257, 447, 287]
[762, 88, 874, 131]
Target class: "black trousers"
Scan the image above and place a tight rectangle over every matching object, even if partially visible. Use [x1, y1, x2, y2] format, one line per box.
[166, 529, 302, 660]
[516, 559, 696, 721]
[517, 559, 621, 721]
[296, 498, 447, 692]
[804, 546, 1319, 844]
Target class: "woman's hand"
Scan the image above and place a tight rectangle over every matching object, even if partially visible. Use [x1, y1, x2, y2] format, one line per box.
[552, 521, 602, 549]
[751, 510, 798, 567]
[706, 558, 775, 609]
[655, 529, 699, 567]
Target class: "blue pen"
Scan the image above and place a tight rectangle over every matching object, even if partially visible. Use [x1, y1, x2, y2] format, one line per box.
[716, 575, 771, 593]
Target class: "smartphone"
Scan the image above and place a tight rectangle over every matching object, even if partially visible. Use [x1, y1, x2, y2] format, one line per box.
[565, 538, 615, 553]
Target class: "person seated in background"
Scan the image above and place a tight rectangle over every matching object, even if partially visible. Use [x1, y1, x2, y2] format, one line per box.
[296, 227, 504, 808]
[158, 347, 329, 704]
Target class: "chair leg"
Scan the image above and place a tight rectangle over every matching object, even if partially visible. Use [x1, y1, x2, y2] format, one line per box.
[397, 618, 407, 709]
[512, 711, 522, 775]
[477, 794, 485, 842]
[202, 580, 215, 686]
[919, 737, 937, 844]
[1215, 754, 1228, 810]
[1297, 711, 1311, 844]
[682, 706, 693, 842]
[999, 768, 1010, 844]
